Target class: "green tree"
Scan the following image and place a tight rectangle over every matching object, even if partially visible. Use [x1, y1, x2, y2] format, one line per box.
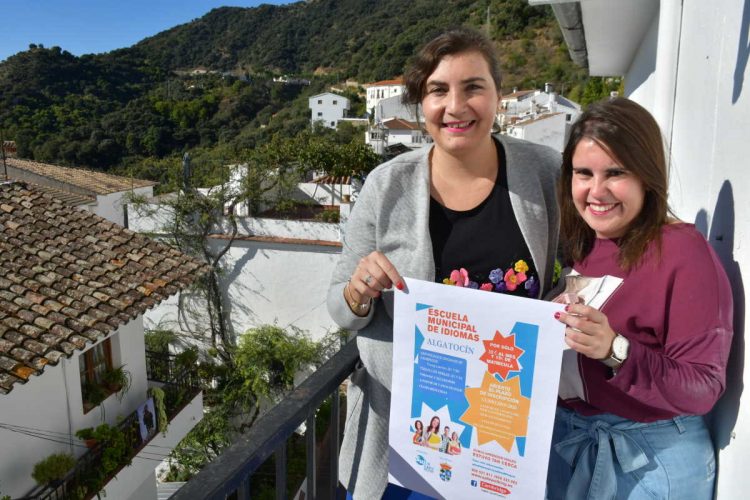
[164, 325, 339, 480]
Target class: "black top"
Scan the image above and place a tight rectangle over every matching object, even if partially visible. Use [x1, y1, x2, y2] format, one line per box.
[429, 142, 539, 298]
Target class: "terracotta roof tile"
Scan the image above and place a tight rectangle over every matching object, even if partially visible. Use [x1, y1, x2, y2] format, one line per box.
[45, 351, 64, 363]
[0, 182, 207, 395]
[6, 158, 156, 195]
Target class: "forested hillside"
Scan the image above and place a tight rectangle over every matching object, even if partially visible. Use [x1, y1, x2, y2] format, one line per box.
[0, 0, 607, 181]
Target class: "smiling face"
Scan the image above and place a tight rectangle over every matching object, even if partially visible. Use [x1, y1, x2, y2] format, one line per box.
[429, 416, 440, 432]
[571, 138, 646, 239]
[421, 51, 500, 158]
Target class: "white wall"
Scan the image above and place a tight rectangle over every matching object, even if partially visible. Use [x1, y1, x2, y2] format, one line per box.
[507, 113, 568, 152]
[619, 1, 750, 497]
[145, 237, 342, 342]
[0, 317, 148, 497]
[291, 182, 352, 206]
[93, 186, 154, 227]
[227, 216, 340, 241]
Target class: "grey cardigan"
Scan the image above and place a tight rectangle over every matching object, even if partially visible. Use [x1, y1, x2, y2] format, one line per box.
[327, 135, 560, 499]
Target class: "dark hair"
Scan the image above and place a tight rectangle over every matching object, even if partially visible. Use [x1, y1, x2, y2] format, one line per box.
[428, 416, 440, 433]
[402, 27, 502, 106]
[559, 97, 673, 269]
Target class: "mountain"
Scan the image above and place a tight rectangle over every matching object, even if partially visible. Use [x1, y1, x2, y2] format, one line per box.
[131, 0, 562, 82]
[0, 0, 593, 174]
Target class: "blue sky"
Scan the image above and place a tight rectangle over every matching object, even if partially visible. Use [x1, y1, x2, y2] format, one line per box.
[0, 0, 296, 62]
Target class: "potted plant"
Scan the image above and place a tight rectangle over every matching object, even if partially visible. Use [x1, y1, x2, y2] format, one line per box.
[149, 386, 169, 435]
[91, 423, 130, 476]
[102, 365, 132, 401]
[75, 427, 98, 449]
[31, 453, 76, 486]
[82, 380, 107, 409]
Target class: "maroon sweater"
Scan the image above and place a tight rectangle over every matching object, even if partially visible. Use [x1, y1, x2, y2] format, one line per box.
[560, 223, 733, 422]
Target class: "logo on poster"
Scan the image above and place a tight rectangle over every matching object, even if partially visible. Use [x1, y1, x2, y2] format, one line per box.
[414, 454, 434, 473]
[439, 463, 453, 482]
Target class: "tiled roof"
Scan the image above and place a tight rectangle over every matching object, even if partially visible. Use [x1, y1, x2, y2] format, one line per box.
[382, 118, 420, 130]
[0, 182, 207, 395]
[25, 182, 95, 207]
[502, 90, 536, 100]
[365, 78, 403, 87]
[6, 158, 156, 195]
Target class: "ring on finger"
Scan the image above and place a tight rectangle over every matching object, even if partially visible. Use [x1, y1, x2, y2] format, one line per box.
[364, 275, 373, 286]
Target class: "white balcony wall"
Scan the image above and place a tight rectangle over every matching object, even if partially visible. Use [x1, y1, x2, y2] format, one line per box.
[144, 237, 342, 342]
[92, 186, 154, 227]
[291, 182, 352, 206]
[101, 391, 203, 500]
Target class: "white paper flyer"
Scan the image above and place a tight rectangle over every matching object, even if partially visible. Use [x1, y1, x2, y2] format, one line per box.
[388, 277, 566, 499]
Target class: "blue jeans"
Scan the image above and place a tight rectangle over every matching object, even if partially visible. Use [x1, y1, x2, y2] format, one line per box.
[346, 484, 435, 500]
[546, 407, 715, 499]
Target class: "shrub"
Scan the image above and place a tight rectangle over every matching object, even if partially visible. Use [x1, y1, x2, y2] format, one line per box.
[31, 453, 76, 485]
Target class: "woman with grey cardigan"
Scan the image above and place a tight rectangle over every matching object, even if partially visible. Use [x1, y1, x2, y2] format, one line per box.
[327, 28, 560, 500]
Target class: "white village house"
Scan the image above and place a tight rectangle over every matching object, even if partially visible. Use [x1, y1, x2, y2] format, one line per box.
[0, 182, 206, 499]
[3, 157, 156, 228]
[370, 94, 419, 124]
[365, 118, 431, 155]
[532, 0, 750, 497]
[505, 112, 569, 152]
[364, 78, 404, 117]
[308, 92, 350, 129]
[500, 84, 582, 152]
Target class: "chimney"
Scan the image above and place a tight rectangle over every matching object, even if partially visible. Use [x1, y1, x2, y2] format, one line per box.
[544, 82, 553, 94]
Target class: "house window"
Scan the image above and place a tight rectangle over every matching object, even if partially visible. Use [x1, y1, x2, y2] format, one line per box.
[79, 338, 113, 412]
[318, 99, 322, 104]
[317, 112, 323, 117]
[333, 100, 338, 105]
[330, 121, 335, 127]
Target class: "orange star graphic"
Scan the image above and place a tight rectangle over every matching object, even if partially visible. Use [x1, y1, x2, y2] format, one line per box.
[461, 372, 531, 451]
[480, 330, 524, 380]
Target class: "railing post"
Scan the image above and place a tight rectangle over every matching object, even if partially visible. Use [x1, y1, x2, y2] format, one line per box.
[275, 442, 287, 500]
[306, 412, 316, 500]
[236, 475, 251, 500]
[329, 390, 340, 499]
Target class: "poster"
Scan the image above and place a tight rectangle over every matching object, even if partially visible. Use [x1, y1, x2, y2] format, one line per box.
[389, 277, 566, 499]
[136, 397, 157, 443]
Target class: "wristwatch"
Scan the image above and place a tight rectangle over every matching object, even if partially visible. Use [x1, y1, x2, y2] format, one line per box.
[602, 333, 630, 369]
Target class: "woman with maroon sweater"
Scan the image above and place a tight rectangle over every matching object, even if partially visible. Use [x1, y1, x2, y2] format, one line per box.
[547, 98, 733, 499]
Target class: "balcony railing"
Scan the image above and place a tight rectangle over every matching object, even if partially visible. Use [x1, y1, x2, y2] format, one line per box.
[18, 352, 200, 500]
[145, 350, 200, 392]
[171, 339, 360, 500]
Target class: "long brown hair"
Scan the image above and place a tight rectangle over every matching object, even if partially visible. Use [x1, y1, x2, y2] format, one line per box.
[559, 97, 673, 269]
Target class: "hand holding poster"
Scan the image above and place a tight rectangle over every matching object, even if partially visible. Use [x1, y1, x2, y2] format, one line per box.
[389, 277, 566, 499]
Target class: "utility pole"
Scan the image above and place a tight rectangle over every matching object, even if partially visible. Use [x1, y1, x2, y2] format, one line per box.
[486, 5, 491, 36]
